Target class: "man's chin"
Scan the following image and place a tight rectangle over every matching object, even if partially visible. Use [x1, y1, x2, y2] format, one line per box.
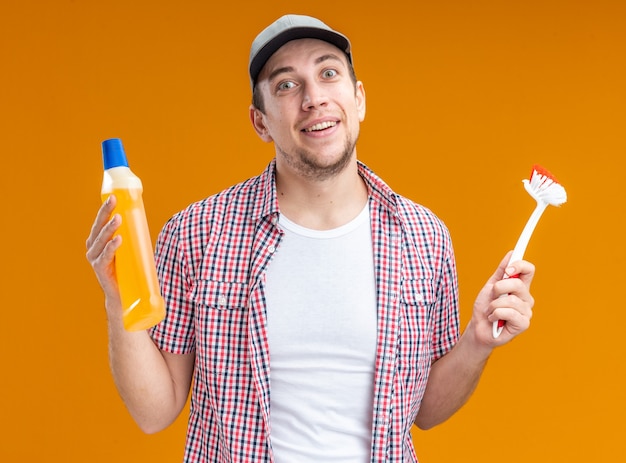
[282, 142, 357, 181]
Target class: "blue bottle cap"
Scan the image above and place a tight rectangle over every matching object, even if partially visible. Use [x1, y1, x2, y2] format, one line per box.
[102, 138, 129, 169]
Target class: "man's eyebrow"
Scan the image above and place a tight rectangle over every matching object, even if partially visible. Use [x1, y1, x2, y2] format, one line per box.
[267, 66, 295, 82]
[315, 53, 344, 66]
[267, 53, 346, 82]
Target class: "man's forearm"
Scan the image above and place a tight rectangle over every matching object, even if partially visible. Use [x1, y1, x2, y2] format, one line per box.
[106, 300, 188, 434]
[414, 323, 492, 430]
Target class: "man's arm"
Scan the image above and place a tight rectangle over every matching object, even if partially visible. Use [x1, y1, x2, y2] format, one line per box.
[107, 313, 194, 433]
[414, 254, 535, 430]
[86, 196, 194, 433]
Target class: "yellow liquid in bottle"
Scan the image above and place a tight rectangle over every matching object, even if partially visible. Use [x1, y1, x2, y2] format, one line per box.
[103, 188, 165, 331]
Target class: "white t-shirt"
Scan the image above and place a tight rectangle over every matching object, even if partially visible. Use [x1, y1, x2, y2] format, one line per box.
[265, 204, 378, 462]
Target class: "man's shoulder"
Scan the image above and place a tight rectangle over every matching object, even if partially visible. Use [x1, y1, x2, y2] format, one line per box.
[359, 162, 448, 233]
[177, 163, 273, 219]
[395, 194, 449, 234]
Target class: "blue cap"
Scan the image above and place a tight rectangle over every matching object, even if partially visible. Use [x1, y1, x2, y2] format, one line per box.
[102, 138, 129, 169]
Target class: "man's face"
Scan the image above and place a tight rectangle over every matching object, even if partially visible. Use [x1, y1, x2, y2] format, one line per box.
[250, 38, 366, 181]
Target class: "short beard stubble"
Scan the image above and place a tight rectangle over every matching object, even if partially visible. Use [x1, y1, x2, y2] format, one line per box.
[276, 133, 358, 182]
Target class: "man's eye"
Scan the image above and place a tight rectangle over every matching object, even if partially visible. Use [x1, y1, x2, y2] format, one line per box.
[277, 81, 296, 90]
[322, 69, 338, 78]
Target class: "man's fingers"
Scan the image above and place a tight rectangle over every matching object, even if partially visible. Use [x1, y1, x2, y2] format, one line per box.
[86, 213, 121, 262]
[86, 195, 117, 250]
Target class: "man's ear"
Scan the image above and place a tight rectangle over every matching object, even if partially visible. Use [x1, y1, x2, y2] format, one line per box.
[249, 105, 273, 143]
[356, 81, 366, 122]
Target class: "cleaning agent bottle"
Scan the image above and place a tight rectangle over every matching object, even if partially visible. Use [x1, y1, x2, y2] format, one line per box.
[101, 138, 165, 331]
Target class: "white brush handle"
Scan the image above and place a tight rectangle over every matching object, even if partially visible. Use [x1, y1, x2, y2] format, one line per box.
[492, 201, 548, 338]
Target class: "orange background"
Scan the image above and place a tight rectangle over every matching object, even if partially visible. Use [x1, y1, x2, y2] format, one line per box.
[2, 0, 625, 461]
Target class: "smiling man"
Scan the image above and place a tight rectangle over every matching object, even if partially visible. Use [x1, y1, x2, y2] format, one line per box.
[86, 14, 535, 463]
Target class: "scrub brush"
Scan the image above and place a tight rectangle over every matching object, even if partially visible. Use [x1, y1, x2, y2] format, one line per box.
[493, 164, 567, 338]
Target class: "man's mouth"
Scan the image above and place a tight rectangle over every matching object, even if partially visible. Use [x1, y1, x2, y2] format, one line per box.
[303, 121, 337, 132]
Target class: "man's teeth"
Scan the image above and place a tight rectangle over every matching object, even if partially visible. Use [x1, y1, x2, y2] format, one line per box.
[304, 121, 337, 132]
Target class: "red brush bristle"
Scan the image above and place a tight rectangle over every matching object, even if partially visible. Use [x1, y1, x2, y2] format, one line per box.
[531, 164, 560, 183]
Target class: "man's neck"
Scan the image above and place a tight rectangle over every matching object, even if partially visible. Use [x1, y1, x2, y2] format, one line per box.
[275, 160, 369, 230]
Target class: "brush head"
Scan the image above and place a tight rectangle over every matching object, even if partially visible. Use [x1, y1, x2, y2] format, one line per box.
[522, 164, 567, 206]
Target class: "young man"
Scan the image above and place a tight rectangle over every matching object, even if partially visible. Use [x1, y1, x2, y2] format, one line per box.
[86, 14, 535, 462]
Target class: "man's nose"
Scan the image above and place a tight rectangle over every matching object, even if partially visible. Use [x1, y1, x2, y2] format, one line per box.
[301, 81, 328, 110]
